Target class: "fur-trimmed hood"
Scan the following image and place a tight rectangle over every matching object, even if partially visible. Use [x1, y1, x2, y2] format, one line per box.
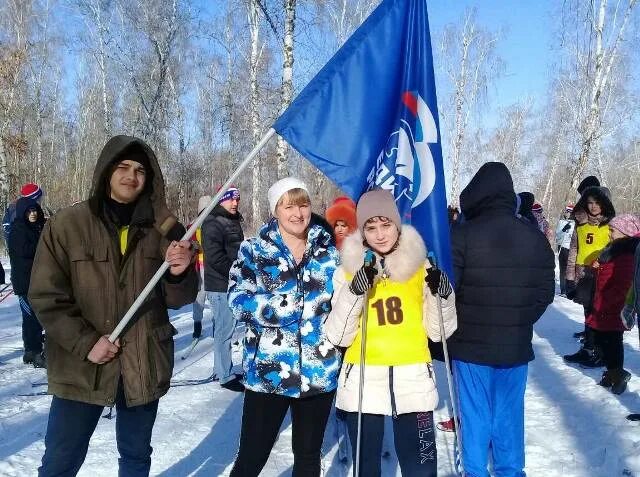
[340, 224, 427, 282]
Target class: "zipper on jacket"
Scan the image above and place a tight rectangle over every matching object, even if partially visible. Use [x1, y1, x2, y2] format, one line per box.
[389, 366, 398, 419]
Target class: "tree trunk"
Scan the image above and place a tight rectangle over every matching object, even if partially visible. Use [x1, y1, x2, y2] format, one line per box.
[276, 0, 296, 179]
[248, 0, 263, 230]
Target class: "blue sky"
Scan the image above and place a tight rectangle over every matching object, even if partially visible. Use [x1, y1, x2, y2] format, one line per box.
[426, 0, 556, 128]
[60, 0, 557, 135]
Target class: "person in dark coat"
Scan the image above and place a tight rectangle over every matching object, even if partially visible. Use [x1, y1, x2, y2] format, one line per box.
[8, 197, 46, 367]
[202, 186, 244, 391]
[450, 162, 555, 477]
[29, 136, 198, 477]
[516, 191, 537, 227]
[3, 182, 44, 246]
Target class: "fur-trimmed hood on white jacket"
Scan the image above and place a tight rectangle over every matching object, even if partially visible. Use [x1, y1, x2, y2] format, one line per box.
[325, 225, 458, 416]
[339, 223, 427, 281]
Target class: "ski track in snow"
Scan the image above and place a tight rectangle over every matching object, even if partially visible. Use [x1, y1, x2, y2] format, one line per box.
[3, 277, 640, 475]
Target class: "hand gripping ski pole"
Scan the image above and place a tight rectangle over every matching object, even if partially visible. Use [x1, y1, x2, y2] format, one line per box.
[428, 252, 464, 475]
[108, 129, 276, 343]
[354, 249, 374, 477]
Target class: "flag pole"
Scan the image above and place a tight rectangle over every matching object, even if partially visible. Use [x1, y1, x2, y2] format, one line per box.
[108, 128, 277, 343]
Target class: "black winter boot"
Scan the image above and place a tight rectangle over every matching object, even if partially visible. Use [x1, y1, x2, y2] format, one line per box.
[563, 348, 590, 364]
[33, 352, 47, 369]
[23, 351, 35, 364]
[597, 370, 613, 388]
[610, 369, 631, 395]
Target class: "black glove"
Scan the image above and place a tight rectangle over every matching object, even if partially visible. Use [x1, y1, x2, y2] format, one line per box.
[426, 266, 453, 299]
[349, 256, 377, 295]
[562, 223, 571, 232]
[565, 280, 576, 300]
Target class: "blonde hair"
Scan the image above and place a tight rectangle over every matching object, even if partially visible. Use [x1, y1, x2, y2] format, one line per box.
[276, 188, 311, 209]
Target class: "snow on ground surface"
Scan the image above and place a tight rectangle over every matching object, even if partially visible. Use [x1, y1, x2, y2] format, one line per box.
[3, 288, 640, 476]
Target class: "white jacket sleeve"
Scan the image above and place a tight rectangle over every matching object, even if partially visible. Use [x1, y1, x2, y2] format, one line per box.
[325, 267, 365, 347]
[423, 276, 457, 342]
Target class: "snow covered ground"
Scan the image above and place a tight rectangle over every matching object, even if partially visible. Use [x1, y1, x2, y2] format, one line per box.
[2, 288, 640, 476]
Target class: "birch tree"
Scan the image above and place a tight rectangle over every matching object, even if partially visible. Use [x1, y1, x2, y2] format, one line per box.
[561, 0, 638, 199]
[439, 9, 502, 205]
[275, 0, 296, 179]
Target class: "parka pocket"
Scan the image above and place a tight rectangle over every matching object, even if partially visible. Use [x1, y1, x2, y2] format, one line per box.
[46, 340, 99, 390]
[148, 323, 177, 389]
[69, 246, 109, 279]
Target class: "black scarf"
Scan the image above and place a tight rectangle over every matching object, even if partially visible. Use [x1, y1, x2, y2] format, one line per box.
[105, 197, 136, 227]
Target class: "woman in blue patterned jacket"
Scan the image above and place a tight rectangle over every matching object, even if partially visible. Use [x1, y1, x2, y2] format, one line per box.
[228, 177, 340, 476]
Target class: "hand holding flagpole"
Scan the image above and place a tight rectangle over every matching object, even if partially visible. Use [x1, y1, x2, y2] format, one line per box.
[108, 129, 276, 343]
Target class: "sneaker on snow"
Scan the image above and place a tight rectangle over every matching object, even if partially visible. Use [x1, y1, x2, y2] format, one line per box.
[23, 351, 35, 365]
[437, 417, 456, 432]
[626, 413, 640, 421]
[32, 353, 46, 369]
[611, 369, 631, 395]
[221, 376, 244, 393]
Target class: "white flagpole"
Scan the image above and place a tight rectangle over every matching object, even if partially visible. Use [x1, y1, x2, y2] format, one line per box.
[108, 128, 277, 343]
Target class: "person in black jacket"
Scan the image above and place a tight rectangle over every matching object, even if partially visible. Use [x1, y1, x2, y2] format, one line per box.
[8, 197, 46, 367]
[202, 186, 244, 391]
[450, 162, 554, 477]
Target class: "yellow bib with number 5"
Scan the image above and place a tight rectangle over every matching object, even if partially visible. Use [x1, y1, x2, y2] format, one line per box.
[576, 223, 610, 266]
[344, 266, 430, 366]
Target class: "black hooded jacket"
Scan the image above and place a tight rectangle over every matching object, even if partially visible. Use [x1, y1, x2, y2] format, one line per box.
[202, 204, 244, 292]
[8, 198, 46, 295]
[450, 162, 555, 366]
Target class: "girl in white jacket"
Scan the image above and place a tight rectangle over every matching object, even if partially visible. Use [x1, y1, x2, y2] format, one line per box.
[325, 189, 457, 477]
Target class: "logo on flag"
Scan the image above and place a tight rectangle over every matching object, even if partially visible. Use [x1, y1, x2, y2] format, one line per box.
[366, 91, 438, 221]
[274, 0, 453, 275]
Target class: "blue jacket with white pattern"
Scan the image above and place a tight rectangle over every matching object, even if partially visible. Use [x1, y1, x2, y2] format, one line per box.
[228, 217, 340, 397]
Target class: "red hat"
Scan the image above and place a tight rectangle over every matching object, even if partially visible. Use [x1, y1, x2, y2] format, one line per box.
[20, 183, 43, 201]
[532, 202, 543, 213]
[325, 196, 357, 232]
[565, 204, 574, 212]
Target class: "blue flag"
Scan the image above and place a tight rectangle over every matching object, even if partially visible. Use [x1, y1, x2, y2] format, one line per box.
[273, 0, 451, 275]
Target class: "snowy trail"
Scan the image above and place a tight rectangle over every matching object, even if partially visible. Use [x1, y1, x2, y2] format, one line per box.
[2, 291, 640, 475]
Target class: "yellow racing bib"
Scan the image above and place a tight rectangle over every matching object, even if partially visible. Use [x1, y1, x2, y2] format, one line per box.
[344, 266, 431, 366]
[576, 223, 609, 265]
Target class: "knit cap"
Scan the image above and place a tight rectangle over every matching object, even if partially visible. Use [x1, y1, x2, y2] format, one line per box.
[565, 204, 574, 213]
[267, 177, 309, 214]
[532, 203, 543, 213]
[325, 196, 357, 231]
[217, 187, 240, 204]
[356, 189, 401, 231]
[609, 214, 640, 238]
[21, 183, 43, 201]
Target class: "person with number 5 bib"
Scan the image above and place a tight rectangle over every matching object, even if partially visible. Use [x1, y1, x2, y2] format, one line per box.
[325, 189, 457, 477]
[563, 182, 615, 367]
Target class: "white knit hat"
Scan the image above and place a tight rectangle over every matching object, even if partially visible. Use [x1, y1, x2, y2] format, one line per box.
[267, 177, 309, 214]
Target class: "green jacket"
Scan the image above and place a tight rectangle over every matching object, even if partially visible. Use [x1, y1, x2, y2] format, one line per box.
[29, 136, 198, 407]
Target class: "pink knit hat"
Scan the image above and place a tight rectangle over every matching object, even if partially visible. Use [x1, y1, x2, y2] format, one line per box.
[609, 214, 640, 237]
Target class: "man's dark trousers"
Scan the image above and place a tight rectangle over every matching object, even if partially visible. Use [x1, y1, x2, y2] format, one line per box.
[39, 381, 159, 477]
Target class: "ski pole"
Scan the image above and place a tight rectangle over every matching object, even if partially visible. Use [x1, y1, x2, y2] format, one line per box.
[354, 249, 374, 477]
[428, 252, 464, 475]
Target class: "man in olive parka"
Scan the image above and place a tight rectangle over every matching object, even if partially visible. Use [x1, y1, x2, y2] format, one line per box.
[29, 135, 198, 477]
